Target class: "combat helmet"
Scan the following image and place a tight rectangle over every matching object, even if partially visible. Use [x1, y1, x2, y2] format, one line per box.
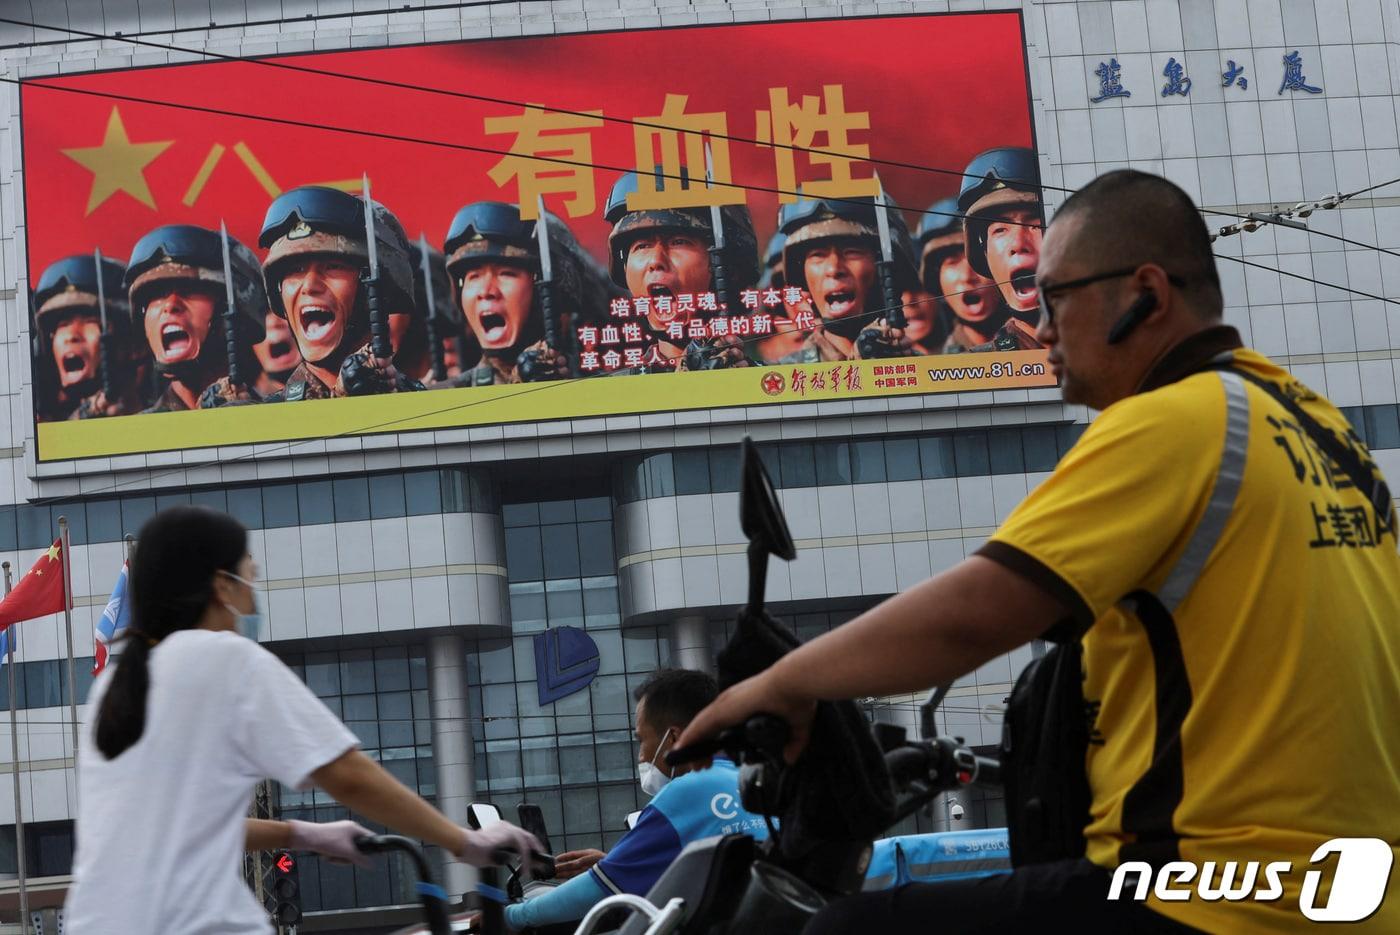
[259, 186, 415, 325]
[603, 170, 761, 294]
[956, 147, 1043, 278]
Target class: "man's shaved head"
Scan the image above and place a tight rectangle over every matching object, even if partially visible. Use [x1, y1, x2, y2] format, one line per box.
[1052, 170, 1223, 318]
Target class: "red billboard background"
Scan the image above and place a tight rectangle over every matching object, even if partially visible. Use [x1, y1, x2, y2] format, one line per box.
[21, 12, 1034, 277]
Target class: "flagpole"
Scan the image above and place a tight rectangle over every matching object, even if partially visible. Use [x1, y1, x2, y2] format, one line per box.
[58, 517, 79, 798]
[3, 562, 29, 930]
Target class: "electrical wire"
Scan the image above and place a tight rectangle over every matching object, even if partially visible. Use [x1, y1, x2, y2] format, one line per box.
[0, 0, 574, 51]
[12, 11, 1400, 246]
[1, 22, 1395, 504]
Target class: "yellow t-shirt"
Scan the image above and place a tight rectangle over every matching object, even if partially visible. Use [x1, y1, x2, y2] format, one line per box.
[982, 336, 1400, 933]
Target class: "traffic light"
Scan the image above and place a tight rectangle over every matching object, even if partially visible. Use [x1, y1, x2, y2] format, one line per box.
[271, 850, 302, 926]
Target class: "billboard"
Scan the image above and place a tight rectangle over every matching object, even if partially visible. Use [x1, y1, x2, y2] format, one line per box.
[21, 12, 1050, 462]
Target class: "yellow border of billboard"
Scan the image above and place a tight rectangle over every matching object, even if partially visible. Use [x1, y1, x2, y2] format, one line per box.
[38, 351, 1054, 461]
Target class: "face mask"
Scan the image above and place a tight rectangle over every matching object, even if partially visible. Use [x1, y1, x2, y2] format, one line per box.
[221, 571, 266, 642]
[638, 729, 673, 797]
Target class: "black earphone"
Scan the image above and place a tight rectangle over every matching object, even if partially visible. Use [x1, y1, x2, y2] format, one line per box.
[1106, 291, 1156, 345]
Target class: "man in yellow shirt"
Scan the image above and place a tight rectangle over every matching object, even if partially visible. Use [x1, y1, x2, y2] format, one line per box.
[680, 170, 1400, 933]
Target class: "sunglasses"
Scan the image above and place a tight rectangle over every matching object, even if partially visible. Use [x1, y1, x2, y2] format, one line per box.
[1037, 266, 1185, 326]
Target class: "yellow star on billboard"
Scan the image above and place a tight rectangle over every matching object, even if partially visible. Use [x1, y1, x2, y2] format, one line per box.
[61, 107, 174, 215]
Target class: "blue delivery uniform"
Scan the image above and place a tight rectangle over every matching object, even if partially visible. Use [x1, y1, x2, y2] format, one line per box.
[504, 759, 768, 930]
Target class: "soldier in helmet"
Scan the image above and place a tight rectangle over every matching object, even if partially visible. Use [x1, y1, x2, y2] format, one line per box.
[252, 311, 302, 397]
[753, 230, 808, 364]
[442, 201, 583, 386]
[603, 171, 761, 372]
[31, 254, 150, 420]
[778, 193, 919, 362]
[917, 198, 1010, 353]
[958, 147, 1044, 349]
[258, 186, 424, 400]
[123, 225, 267, 412]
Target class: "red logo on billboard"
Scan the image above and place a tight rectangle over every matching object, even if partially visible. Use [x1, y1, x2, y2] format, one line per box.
[761, 372, 785, 396]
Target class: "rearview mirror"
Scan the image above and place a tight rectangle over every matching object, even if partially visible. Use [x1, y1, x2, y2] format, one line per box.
[739, 437, 796, 613]
[467, 803, 502, 830]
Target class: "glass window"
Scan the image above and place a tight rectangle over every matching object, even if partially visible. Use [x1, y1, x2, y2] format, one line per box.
[486, 742, 523, 791]
[58, 504, 87, 546]
[814, 442, 852, 486]
[851, 440, 886, 484]
[505, 527, 544, 582]
[645, 454, 675, 498]
[226, 487, 263, 530]
[333, 477, 371, 523]
[369, 474, 407, 520]
[0, 505, 15, 552]
[1056, 423, 1086, 457]
[539, 500, 576, 525]
[1366, 404, 1400, 450]
[673, 450, 711, 496]
[25, 662, 61, 709]
[154, 492, 189, 514]
[28, 822, 74, 877]
[562, 787, 601, 833]
[87, 499, 124, 544]
[615, 456, 642, 503]
[16, 504, 52, 550]
[545, 581, 585, 627]
[441, 470, 473, 513]
[509, 583, 547, 633]
[299, 481, 335, 525]
[595, 733, 636, 783]
[189, 488, 227, 513]
[708, 446, 740, 492]
[577, 523, 615, 578]
[260, 484, 298, 529]
[1022, 426, 1059, 472]
[304, 652, 341, 696]
[559, 740, 596, 785]
[541, 526, 582, 579]
[583, 581, 621, 628]
[522, 738, 562, 787]
[121, 497, 155, 539]
[577, 497, 610, 522]
[917, 435, 955, 479]
[953, 431, 990, 475]
[988, 430, 1025, 474]
[374, 647, 410, 692]
[340, 650, 376, 695]
[779, 444, 817, 488]
[504, 503, 539, 528]
[404, 470, 442, 516]
[599, 783, 639, 834]
[885, 439, 920, 482]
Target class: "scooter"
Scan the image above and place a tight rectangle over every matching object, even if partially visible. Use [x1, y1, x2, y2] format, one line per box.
[566, 438, 1002, 935]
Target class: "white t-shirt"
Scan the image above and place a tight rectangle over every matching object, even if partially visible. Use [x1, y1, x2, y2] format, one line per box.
[65, 629, 359, 934]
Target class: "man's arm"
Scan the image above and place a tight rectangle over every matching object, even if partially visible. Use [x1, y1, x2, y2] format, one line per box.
[503, 869, 609, 930]
[678, 556, 1068, 761]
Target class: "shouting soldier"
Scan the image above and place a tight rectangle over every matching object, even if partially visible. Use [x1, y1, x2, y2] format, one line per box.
[916, 197, 1011, 353]
[259, 185, 424, 401]
[780, 193, 919, 362]
[959, 147, 1045, 349]
[252, 311, 302, 397]
[602, 171, 761, 372]
[123, 225, 267, 412]
[32, 253, 149, 420]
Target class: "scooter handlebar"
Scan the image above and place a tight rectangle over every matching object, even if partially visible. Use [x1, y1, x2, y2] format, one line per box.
[353, 835, 452, 935]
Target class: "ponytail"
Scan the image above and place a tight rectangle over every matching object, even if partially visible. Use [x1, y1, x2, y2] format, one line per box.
[92, 506, 247, 759]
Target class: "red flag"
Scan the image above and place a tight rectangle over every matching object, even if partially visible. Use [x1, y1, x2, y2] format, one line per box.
[0, 539, 68, 630]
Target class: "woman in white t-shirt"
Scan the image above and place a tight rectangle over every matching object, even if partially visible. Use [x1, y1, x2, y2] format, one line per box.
[65, 505, 538, 934]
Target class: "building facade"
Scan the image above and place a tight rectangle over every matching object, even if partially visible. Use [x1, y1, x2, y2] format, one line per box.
[1, 0, 1399, 929]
